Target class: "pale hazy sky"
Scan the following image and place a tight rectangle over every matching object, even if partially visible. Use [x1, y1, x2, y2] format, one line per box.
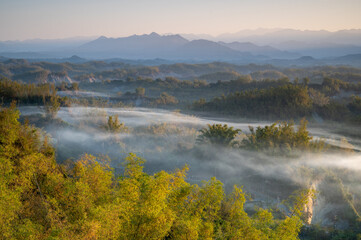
[1, 0, 360, 41]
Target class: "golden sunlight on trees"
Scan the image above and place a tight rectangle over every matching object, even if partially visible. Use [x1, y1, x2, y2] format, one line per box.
[0, 105, 313, 239]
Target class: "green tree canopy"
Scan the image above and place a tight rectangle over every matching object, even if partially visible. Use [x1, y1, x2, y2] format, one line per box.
[197, 124, 241, 146]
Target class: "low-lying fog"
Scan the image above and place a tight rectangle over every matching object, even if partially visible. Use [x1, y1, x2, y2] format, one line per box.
[19, 106, 361, 149]
[19, 106, 361, 228]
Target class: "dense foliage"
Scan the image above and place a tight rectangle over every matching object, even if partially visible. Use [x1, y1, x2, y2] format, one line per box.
[0, 105, 314, 239]
[105, 115, 129, 133]
[197, 124, 241, 146]
[193, 85, 312, 119]
[0, 77, 69, 108]
[242, 120, 326, 153]
[196, 121, 326, 154]
[0, 77, 52, 104]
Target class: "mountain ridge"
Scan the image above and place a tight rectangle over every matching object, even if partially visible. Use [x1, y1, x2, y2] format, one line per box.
[1, 29, 361, 60]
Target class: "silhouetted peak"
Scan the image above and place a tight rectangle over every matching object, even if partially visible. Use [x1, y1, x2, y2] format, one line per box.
[149, 32, 160, 37]
[69, 55, 82, 59]
[298, 56, 315, 61]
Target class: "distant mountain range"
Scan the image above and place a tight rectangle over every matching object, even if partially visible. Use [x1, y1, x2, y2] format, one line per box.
[78, 33, 187, 56]
[0, 36, 96, 52]
[192, 28, 361, 46]
[218, 42, 299, 59]
[74, 32, 299, 60]
[76, 33, 248, 60]
[0, 29, 361, 62]
[183, 29, 361, 58]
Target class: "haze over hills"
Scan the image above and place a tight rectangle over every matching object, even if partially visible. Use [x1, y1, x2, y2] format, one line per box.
[197, 28, 361, 45]
[218, 41, 300, 59]
[76, 34, 259, 61]
[0, 29, 361, 61]
[77, 32, 188, 58]
[0, 36, 97, 52]
[183, 29, 361, 58]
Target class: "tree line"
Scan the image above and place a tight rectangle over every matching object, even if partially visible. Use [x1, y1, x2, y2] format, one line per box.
[193, 83, 361, 124]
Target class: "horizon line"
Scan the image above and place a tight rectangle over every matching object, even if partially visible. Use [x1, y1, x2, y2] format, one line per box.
[2, 27, 361, 42]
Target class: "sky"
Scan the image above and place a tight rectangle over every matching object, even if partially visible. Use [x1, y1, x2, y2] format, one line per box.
[0, 0, 361, 41]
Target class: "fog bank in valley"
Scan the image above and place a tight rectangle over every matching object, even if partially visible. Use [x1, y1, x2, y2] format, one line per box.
[19, 106, 361, 228]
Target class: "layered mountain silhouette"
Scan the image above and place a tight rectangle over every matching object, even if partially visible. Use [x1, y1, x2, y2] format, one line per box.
[218, 41, 299, 59]
[76, 33, 254, 60]
[211, 29, 361, 46]
[1, 29, 361, 60]
[185, 29, 361, 58]
[78, 32, 187, 53]
[75, 32, 291, 60]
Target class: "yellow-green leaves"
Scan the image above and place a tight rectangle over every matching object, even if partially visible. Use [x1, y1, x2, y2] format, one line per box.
[0, 105, 310, 239]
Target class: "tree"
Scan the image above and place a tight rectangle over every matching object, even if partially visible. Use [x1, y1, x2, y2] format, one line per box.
[44, 95, 61, 119]
[309, 88, 329, 106]
[242, 119, 325, 153]
[105, 115, 128, 133]
[0, 103, 60, 239]
[154, 92, 178, 105]
[59, 81, 67, 91]
[71, 82, 79, 91]
[303, 77, 310, 85]
[197, 124, 241, 146]
[348, 96, 361, 115]
[135, 87, 145, 97]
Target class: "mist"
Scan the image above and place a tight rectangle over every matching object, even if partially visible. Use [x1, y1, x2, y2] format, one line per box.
[2, 0, 361, 237]
[18, 105, 361, 228]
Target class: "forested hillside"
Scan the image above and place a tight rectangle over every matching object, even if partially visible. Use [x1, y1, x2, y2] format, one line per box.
[0, 104, 313, 239]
